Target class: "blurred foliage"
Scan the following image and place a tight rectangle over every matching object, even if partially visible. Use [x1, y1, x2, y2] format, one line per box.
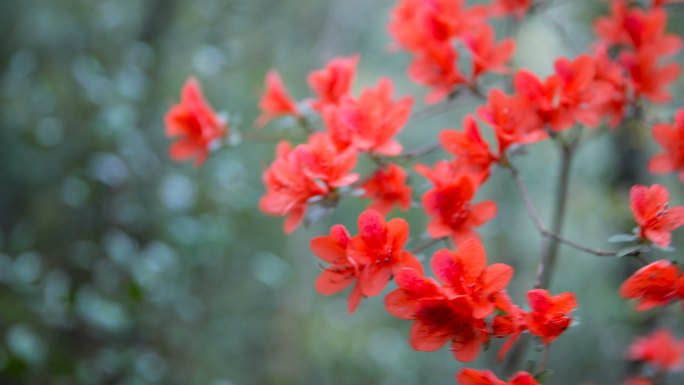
[1, 0, 684, 384]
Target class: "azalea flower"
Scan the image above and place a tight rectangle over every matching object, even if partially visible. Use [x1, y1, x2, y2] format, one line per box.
[620, 260, 681, 311]
[525, 289, 577, 345]
[256, 70, 299, 128]
[164, 77, 227, 166]
[629, 328, 684, 371]
[648, 108, 684, 181]
[630, 184, 684, 247]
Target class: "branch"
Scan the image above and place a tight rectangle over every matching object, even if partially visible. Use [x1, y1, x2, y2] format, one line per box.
[506, 161, 645, 261]
[410, 237, 447, 254]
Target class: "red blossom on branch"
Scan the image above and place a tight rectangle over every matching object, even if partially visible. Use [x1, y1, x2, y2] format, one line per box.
[164, 77, 227, 166]
[456, 369, 539, 385]
[416, 167, 496, 245]
[525, 289, 577, 345]
[630, 184, 684, 247]
[628, 328, 684, 372]
[360, 163, 413, 215]
[256, 70, 300, 128]
[649, 108, 684, 181]
[323, 78, 413, 156]
[385, 239, 513, 362]
[308, 55, 359, 111]
[620, 260, 681, 311]
[260, 133, 358, 233]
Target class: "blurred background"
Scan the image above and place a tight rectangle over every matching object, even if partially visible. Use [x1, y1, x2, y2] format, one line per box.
[1, 0, 684, 384]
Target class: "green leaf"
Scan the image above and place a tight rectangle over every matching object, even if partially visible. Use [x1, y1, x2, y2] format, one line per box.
[535, 369, 554, 383]
[617, 245, 642, 258]
[607, 233, 638, 243]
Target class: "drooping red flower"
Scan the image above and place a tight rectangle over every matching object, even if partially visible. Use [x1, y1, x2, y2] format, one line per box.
[417, 168, 496, 244]
[308, 55, 359, 111]
[430, 238, 514, 319]
[525, 289, 577, 345]
[256, 70, 300, 128]
[361, 163, 412, 215]
[347, 210, 422, 297]
[492, 291, 528, 362]
[628, 328, 684, 371]
[409, 43, 468, 103]
[457, 369, 539, 385]
[619, 47, 682, 104]
[259, 133, 358, 233]
[164, 77, 227, 166]
[439, 115, 498, 176]
[490, 0, 532, 19]
[385, 268, 489, 362]
[462, 25, 516, 81]
[324, 78, 412, 155]
[649, 109, 684, 181]
[311, 224, 363, 313]
[620, 260, 681, 311]
[630, 184, 684, 247]
[477, 89, 546, 155]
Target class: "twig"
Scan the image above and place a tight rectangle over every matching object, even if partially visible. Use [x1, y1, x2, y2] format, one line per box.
[410, 237, 447, 254]
[396, 142, 442, 163]
[506, 161, 644, 261]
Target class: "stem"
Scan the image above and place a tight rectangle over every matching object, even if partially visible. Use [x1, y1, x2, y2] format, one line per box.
[504, 139, 575, 374]
[536, 143, 572, 289]
[410, 237, 447, 255]
[396, 142, 441, 163]
[507, 161, 644, 261]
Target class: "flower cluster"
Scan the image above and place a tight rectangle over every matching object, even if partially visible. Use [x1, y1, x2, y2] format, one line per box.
[162, 0, 684, 383]
[389, 0, 515, 102]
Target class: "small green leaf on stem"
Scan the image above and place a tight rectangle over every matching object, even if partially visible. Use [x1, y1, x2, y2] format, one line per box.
[607, 234, 638, 243]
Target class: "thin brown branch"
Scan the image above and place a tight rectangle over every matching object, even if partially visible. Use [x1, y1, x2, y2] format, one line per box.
[410, 237, 447, 254]
[506, 161, 643, 261]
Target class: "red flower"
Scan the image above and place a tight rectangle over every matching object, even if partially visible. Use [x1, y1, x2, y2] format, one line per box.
[620, 260, 681, 311]
[630, 184, 684, 247]
[629, 328, 684, 371]
[417, 168, 496, 244]
[591, 45, 629, 128]
[619, 47, 681, 103]
[457, 369, 539, 385]
[324, 78, 412, 155]
[347, 210, 422, 297]
[311, 224, 363, 313]
[515, 55, 613, 131]
[256, 70, 299, 128]
[490, 0, 532, 19]
[361, 163, 412, 215]
[477, 89, 546, 155]
[308, 55, 359, 111]
[463, 25, 516, 80]
[492, 291, 528, 362]
[259, 133, 358, 233]
[164, 77, 227, 166]
[409, 43, 467, 103]
[439, 115, 498, 176]
[649, 109, 684, 181]
[595, 1, 682, 56]
[385, 268, 488, 362]
[430, 238, 514, 319]
[525, 289, 576, 345]
[388, 0, 488, 52]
